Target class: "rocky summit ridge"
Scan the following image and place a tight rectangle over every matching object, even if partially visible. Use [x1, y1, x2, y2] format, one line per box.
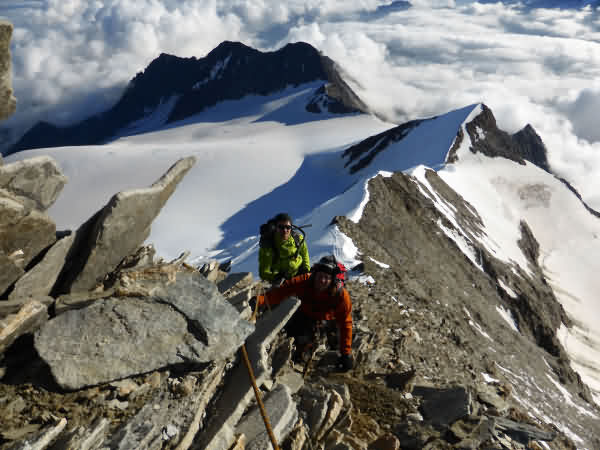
[0, 31, 599, 450]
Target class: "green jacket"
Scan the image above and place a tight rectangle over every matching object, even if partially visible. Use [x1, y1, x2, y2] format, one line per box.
[259, 233, 310, 282]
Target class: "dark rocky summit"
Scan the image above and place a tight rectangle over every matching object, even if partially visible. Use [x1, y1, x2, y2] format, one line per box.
[8, 41, 368, 154]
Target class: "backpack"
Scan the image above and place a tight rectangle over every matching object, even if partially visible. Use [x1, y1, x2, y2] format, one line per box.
[334, 260, 347, 292]
[259, 217, 305, 262]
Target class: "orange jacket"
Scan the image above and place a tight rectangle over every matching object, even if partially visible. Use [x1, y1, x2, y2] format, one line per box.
[257, 273, 352, 355]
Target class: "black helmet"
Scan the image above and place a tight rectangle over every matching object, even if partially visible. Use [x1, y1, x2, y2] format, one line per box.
[312, 255, 341, 276]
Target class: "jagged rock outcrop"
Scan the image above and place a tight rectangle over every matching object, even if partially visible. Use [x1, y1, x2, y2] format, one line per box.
[9, 42, 368, 154]
[447, 104, 550, 171]
[54, 156, 196, 294]
[334, 169, 599, 448]
[0, 20, 16, 122]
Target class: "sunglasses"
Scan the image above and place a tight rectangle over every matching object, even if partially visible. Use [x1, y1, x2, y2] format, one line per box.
[277, 224, 292, 230]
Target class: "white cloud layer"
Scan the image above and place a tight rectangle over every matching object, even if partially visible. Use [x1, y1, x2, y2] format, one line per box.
[1, 0, 599, 207]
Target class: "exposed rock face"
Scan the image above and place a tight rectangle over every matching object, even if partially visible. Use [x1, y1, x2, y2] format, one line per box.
[0, 156, 67, 211]
[10, 41, 368, 154]
[335, 169, 599, 447]
[55, 157, 196, 293]
[0, 20, 16, 122]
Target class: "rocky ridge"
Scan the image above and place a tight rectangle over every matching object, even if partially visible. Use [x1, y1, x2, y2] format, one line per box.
[1, 147, 597, 449]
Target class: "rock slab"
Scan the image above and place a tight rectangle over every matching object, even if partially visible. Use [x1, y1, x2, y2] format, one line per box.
[35, 271, 253, 390]
[59, 156, 196, 293]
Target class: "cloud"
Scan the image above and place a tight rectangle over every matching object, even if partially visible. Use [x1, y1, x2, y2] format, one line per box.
[0, 0, 599, 209]
[0, 0, 246, 140]
[275, 2, 600, 208]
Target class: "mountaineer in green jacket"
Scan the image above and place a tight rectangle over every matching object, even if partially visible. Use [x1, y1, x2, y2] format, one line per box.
[258, 212, 310, 285]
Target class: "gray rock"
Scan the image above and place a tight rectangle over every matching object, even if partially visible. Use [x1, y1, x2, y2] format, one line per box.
[276, 368, 305, 394]
[36, 297, 202, 389]
[218, 272, 253, 294]
[51, 417, 110, 450]
[9, 232, 74, 299]
[0, 195, 56, 295]
[492, 416, 556, 442]
[0, 156, 67, 211]
[0, 250, 24, 299]
[299, 385, 331, 438]
[36, 271, 252, 389]
[235, 384, 298, 450]
[476, 384, 509, 414]
[149, 271, 254, 360]
[0, 300, 48, 354]
[199, 297, 300, 450]
[109, 362, 225, 450]
[316, 389, 344, 441]
[58, 156, 196, 293]
[413, 385, 471, 428]
[0, 20, 16, 121]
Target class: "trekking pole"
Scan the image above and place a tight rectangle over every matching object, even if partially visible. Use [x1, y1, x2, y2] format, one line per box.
[240, 344, 280, 450]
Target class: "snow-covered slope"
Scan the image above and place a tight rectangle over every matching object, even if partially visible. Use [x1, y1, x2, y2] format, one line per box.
[4, 83, 393, 260]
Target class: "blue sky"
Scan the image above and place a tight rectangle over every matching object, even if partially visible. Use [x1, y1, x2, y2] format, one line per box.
[0, 0, 599, 208]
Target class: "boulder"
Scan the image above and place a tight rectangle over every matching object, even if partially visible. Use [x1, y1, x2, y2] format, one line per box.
[0, 20, 16, 121]
[413, 385, 472, 428]
[56, 156, 196, 293]
[0, 195, 56, 296]
[9, 233, 75, 299]
[235, 384, 298, 450]
[35, 272, 253, 390]
[0, 156, 67, 211]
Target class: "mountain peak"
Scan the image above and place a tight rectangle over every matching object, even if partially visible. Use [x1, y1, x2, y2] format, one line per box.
[447, 104, 550, 172]
[7, 41, 367, 155]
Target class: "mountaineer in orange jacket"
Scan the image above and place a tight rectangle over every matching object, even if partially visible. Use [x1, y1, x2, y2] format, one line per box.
[256, 255, 353, 371]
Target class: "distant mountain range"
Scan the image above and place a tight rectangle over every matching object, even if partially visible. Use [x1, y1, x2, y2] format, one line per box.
[6, 41, 368, 155]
